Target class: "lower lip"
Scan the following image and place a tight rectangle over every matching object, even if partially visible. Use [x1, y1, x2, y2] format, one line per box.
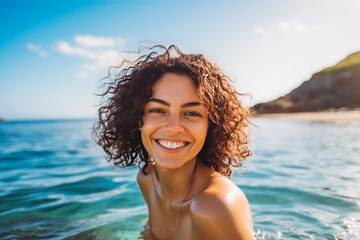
[155, 140, 189, 153]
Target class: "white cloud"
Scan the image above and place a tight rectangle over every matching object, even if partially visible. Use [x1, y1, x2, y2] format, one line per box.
[74, 34, 124, 48]
[253, 20, 307, 38]
[277, 20, 306, 36]
[253, 26, 271, 37]
[56, 41, 123, 65]
[75, 71, 91, 79]
[56, 41, 99, 59]
[56, 38, 126, 79]
[83, 63, 99, 72]
[27, 43, 48, 57]
[55, 35, 140, 79]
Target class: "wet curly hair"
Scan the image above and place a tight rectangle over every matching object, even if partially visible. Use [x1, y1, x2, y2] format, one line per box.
[93, 45, 252, 177]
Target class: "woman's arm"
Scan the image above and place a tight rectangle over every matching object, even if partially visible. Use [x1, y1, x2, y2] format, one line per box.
[139, 218, 158, 240]
[137, 168, 157, 239]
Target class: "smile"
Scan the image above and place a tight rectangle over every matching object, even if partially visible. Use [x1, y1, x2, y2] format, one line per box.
[156, 139, 189, 149]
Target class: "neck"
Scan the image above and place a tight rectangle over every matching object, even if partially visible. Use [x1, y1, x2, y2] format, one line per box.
[155, 158, 197, 204]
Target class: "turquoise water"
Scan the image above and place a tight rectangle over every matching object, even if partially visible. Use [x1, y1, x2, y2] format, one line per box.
[0, 118, 359, 239]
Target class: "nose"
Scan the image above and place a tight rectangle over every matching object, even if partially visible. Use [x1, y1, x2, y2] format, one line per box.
[165, 113, 184, 134]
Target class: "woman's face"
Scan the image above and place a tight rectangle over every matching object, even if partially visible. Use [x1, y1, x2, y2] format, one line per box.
[140, 73, 208, 169]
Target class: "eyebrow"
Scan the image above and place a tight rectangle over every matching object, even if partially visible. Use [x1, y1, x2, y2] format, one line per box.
[146, 98, 202, 108]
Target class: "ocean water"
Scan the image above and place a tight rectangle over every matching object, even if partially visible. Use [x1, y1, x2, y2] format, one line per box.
[0, 118, 359, 239]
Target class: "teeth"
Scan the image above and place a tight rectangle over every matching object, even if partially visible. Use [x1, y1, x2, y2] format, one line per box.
[158, 140, 186, 149]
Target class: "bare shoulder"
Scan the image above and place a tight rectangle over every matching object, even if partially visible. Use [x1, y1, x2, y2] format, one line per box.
[190, 176, 254, 240]
[137, 164, 156, 201]
[137, 164, 156, 187]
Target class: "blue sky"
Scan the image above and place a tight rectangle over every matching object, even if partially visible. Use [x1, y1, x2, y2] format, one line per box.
[1, 0, 360, 120]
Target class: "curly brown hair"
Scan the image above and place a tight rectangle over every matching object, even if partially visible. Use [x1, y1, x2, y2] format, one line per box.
[93, 45, 252, 177]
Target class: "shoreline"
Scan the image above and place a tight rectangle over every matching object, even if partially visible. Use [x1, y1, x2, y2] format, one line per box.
[253, 110, 360, 123]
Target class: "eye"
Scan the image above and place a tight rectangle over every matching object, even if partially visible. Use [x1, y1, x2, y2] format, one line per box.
[184, 111, 201, 117]
[149, 108, 165, 114]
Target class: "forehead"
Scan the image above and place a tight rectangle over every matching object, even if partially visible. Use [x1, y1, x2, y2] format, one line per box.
[151, 73, 200, 102]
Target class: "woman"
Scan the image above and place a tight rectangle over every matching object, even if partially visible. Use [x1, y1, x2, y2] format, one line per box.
[93, 45, 254, 240]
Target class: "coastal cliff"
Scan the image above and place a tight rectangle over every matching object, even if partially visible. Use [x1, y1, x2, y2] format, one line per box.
[253, 51, 360, 113]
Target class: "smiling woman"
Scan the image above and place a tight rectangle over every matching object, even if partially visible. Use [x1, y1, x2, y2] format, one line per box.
[140, 73, 209, 170]
[93, 45, 254, 240]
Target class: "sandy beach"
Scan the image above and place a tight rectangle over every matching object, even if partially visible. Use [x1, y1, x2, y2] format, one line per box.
[253, 110, 360, 123]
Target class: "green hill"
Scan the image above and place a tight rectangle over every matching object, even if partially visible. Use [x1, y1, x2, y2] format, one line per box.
[321, 51, 360, 73]
[254, 51, 360, 113]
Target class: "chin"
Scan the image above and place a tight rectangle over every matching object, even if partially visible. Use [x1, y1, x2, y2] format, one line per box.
[154, 156, 195, 170]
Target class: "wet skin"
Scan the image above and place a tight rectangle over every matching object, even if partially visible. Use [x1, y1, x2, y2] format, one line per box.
[138, 73, 254, 240]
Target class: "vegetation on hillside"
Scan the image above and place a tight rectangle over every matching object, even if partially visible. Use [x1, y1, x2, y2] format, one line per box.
[321, 51, 360, 73]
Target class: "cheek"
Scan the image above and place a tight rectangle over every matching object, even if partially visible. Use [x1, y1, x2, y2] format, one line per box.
[139, 115, 146, 130]
[193, 121, 208, 143]
[140, 128, 153, 155]
[139, 118, 159, 155]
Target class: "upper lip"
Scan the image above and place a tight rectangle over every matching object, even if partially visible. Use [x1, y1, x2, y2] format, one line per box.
[154, 138, 190, 143]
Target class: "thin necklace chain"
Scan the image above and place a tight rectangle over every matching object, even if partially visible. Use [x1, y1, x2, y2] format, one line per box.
[164, 162, 197, 240]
